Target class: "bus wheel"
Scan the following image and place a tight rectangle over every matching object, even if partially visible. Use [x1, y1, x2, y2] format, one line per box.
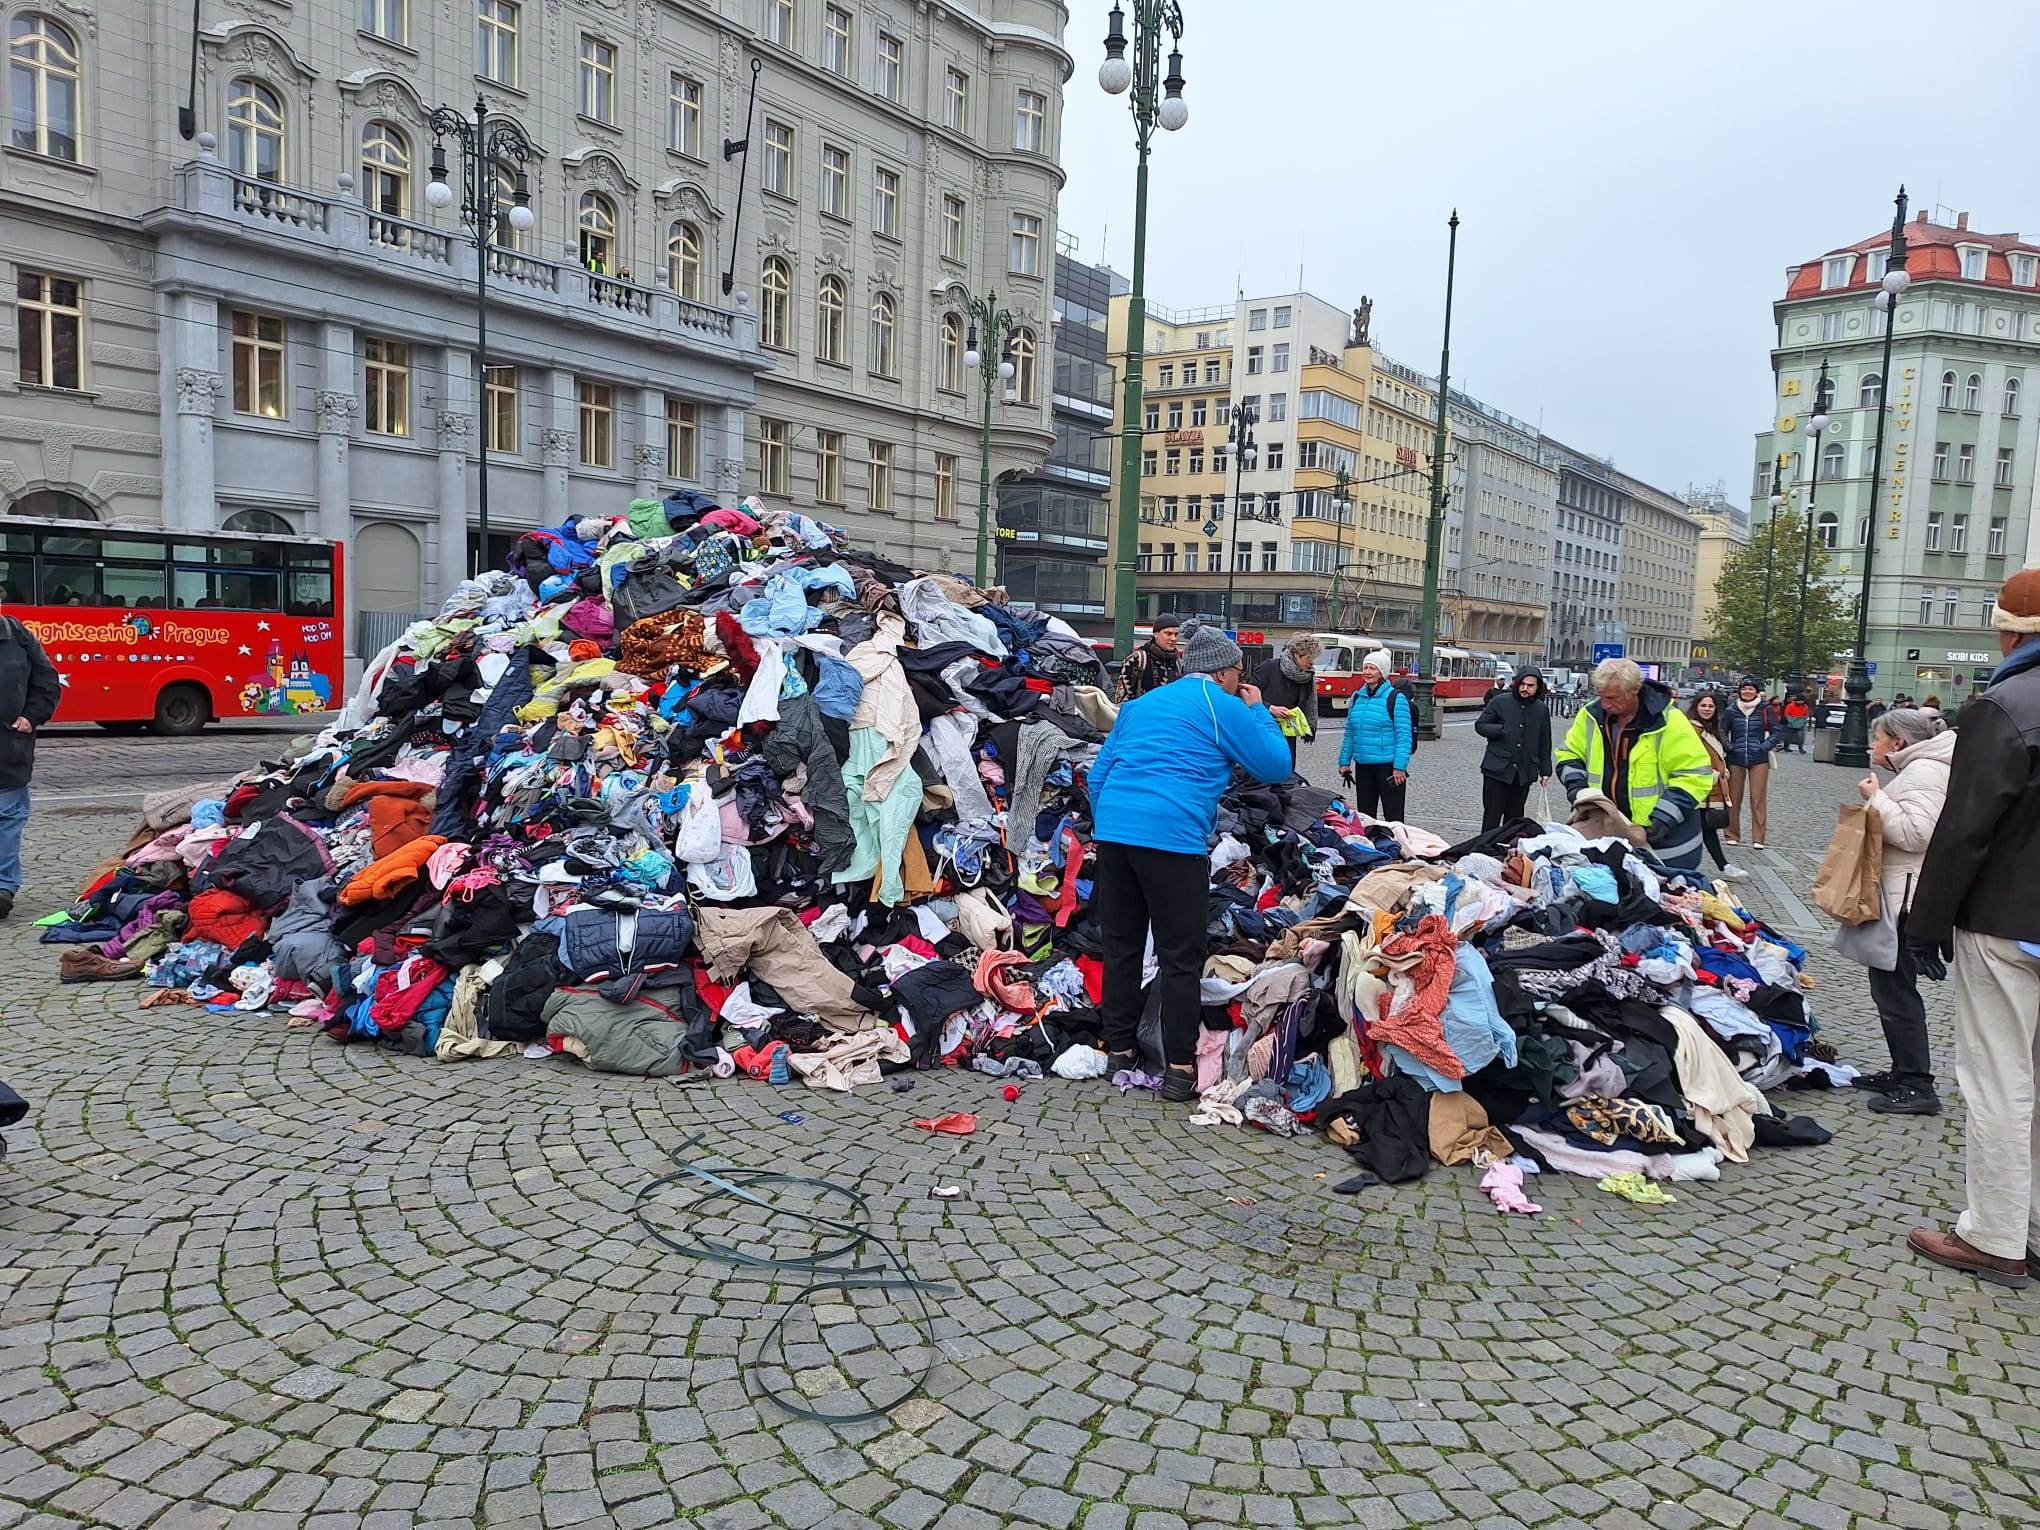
[96, 720, 148, 734]
[152, 684, 210, 737]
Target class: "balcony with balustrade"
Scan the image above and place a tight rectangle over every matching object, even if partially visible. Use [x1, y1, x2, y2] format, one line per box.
[150, 152, 761, 369]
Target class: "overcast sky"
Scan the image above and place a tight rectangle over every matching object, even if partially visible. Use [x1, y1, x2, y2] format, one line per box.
[1055, 0, 2040, 499]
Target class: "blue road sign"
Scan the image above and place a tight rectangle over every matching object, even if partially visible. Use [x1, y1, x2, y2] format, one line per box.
[1591, 642, 1626, 662]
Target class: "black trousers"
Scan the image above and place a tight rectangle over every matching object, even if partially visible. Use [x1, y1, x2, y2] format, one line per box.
[1700, 817, 1733, 871]
[1867, 911, 1936, 1090]
[1346, 762, 1407, 822]
[1480, 774, 1530, 832]
[1096, 839, 1206, 1069]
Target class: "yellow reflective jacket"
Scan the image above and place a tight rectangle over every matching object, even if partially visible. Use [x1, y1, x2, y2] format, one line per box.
[1554, 684, 1715, 825]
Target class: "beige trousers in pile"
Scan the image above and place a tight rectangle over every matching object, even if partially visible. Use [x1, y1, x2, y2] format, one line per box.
[1951, 929, 2040, 1261]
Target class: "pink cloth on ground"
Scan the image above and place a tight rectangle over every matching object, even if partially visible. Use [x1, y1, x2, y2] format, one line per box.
[1195, 1026, 1228, 1092]
[1479, 1160, 1543, 1215]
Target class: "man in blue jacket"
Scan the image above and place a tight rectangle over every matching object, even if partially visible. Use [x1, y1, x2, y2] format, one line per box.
[1088, 621, 1291, 1101]
[1337, 648, 1416, 821]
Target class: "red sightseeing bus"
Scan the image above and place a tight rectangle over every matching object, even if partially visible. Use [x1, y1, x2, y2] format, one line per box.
[0, 517, 344, 734]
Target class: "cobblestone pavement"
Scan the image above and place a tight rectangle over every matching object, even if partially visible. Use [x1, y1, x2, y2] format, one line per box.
[2, 720, 2036, 1530]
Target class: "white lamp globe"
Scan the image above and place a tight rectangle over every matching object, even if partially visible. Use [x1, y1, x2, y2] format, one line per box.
[508, 203, 535, 232]
[1809, 412, 1830, 434]
[1158, 95, 1189, 131]
[1099, 55, 1133, 94]
[963, 346, 981, 370]
[1882, 267, 1911, 296]
[425, 179, 455, 209]
[998, 358, 1015, 381]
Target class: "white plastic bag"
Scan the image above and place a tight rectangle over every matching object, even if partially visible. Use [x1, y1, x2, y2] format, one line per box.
[672, 783, 722, 864]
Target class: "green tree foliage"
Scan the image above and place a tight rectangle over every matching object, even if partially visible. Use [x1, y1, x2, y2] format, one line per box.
[1706, 506, 1857, 681]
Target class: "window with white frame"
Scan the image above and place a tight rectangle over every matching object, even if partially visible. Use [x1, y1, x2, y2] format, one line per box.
[1273, 305, 1292, 328]
[1819, 311, 1845, 343]
[1233, 541, 1251, 572]
[1958, 443, 1976, 482]
[1918, 587, 1934, 625]
[760, 256, 791, 348]
[1815, 511, 1838, 549]
[939, 313, 962, 390]
[1268, 392, 1287, 422]
[1272, 343, 1290, 372]
[1140, 450, 1155, 477]
[1245, 346, 1263, 375]
[668, 74, 702, 157]
[1260, 540, 1278, 572]
[364, 337, 410, 436]
[667, 221, 701, 300]
[820, 142, 848, 217]
[867, 440, 893, 509]
[577, 35, 615, 122]
[231, 311, 285, 418]
[816, 274, 846, 363]
[359, 121, 410, 225]
[1859, 372, 1882, 408]
[944, 67, 968, 131]
[1961, 246, 1987, 280]
[2013, 253, 2038, 287]
[815, 429, 842, 502]
[868, 291, 895, 377]
[1158, 545, 1176, 573]
[933, 454, 956, 519]
[876, 32, 903, 102]
[2006, 376, 2023, 415]
[1940, 370, 1956, 408]
[1821, 440, 1845, 479]
[873, 166, 899, 238]
[1932, 441, 1950, 479]
[822, 5, 851, 73]
[761, 120, 793, 196]
[758, 418, 788, 494]
[577, 191, 616, 270]
[1951, 513, 1969, 552]
[665, 396, 696, 478]
[1944, 590, 1959, 626]
[1998, 446, 2016, 487]
[1989, 515, 2008, 554]
[362, 0, 407, 43]
[1821, 254, 1853, 289]
[1204, 359, 1221, 383]
[486, 364, 517, 453]
[765, 0, 794, 47]
[1009, 212, 1040, 276]
[578, 380, 613, 467]
[477, 1, 519, 86]
[1965, 372, 1982, 410]
[940, 195, 965, 261]
[1248, 309, 1266, 331]
[9, 14, 82, 161]
[226, 77, 285, 181]
[1867, 248, 1890, 281]
[1925, 511, 1943, 550]
[1014, 89, 1045, 152]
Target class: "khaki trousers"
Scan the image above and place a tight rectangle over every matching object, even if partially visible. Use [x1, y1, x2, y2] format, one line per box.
[1951, 929, 2040, 1261]
[1725, 761, 1769, 843]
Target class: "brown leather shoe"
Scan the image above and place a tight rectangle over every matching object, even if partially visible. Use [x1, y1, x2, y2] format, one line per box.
[1907, 1227, 2029, 1288]
[58, 946, 142, 985]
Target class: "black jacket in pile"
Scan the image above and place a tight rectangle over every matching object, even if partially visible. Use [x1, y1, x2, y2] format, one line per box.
[1908, 639, 2040, 943]
[1474, 668, 1553, 786]
[0, 617, 61, 790]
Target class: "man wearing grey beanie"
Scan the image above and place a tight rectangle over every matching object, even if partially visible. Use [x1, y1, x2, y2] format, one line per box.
[1088, 620, 1292, 1101]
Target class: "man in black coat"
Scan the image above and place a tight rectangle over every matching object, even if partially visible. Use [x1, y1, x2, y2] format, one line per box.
[0, 613, 62, 918]
[1473, 667, 1553, 831]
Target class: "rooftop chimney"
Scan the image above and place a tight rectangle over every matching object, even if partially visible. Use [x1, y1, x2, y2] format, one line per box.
[1917, 211, 1929, 224]
[1956, 212, 1970, 231]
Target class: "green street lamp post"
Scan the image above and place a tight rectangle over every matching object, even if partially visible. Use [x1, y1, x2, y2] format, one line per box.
[962, 292, 1017, 588]
[1788, 358, 1835, 698]
[1100, 1, 1190, 659]
[1838, 186, 1911, 769]
[1757, 454, 1786, 683]
[1414, 211, 1460, 738]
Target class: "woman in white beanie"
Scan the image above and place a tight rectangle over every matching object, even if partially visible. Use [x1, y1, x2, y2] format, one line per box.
[1335, 649, 1415, 820]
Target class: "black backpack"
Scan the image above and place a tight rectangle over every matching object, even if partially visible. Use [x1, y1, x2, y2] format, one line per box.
[1392, 682, 1418, 759]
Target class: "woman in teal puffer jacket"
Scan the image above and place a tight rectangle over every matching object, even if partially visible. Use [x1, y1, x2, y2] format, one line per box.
[1337, 649, 1415, 820]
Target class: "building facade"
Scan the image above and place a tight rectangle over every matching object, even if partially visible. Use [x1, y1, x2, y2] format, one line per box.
[1546, 444, 1626, 669]
[1685, 484, 1750, 683]
[1754, 209, 2040, 704]
[994, 245, 1115, 632]
[1444, 393, 1556, 664]
[1612, 470, 1701, 674]
[1, 0, 1064, 657]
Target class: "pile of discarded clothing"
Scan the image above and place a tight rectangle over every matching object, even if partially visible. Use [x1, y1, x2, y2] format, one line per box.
[45, 489, 1839, 1205]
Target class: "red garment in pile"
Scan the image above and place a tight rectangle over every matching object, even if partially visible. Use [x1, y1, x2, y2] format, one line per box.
[187, 889, 267, 950]
[339, 780, 436, 860]
[1372, 913, 1463, 1081]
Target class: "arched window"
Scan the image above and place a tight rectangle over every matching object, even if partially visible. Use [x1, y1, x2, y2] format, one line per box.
[1858, 372, 1882, 409]
[939, 312, 963, 391]
[1010, 328, 1037, 404]
[2006, 376, 2023, 416]
[1821, 440, 1845, 480]
[666, 221, 701, 301]
[869, 292, 896, 378]
[5, 488, 94, 520]
[225, 78, 285, 182]
[1939, 370, 1957, 407]
[816, 274, 845, 363]
[360, 121, 410, 220]
[8, 15, 80, 161]
[760, 256, 791, 349]
[1964, 372, 1982, 410]
[222, 508, 293, 536]
[488, 158, 529, 250]
[577, 192, 616, 271]
[1815, 511, 1838, 549]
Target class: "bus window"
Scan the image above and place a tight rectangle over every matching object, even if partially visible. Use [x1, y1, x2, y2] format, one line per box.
[0, 556, 30, 603]
[173, 566, 281, 611]
[103, 564, 168, 607]
[286, 570, 334, 616]
[38, 531, 163, 562]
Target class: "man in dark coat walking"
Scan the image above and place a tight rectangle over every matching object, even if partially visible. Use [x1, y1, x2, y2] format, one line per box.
[1473, 667, 1553, 830]
[0, 612, 62, 918]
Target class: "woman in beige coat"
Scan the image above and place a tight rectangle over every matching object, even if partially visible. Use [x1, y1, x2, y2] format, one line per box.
[1842, 708, 1957, 1115]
